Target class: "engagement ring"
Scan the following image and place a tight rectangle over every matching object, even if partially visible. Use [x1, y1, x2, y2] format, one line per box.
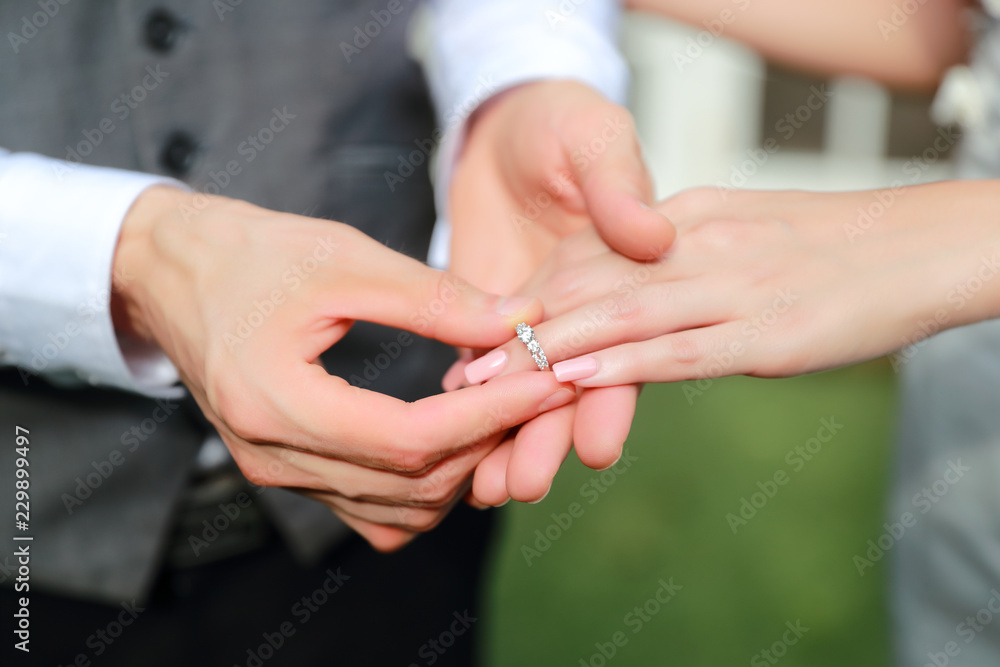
[515, 322, 549, 371]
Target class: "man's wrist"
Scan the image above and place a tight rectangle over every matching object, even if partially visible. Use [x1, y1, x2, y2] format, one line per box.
[112, 185, 187, 341]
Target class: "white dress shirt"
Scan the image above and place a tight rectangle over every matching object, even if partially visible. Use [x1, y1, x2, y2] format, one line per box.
[0, 0, 626, 396]
[424, 0, 628, 269]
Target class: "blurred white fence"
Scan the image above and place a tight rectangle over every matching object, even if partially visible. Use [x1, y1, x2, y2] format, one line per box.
[622, 12, 954, 198]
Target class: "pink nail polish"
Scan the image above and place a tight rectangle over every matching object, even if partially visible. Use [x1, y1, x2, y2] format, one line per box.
[553, 357, 599, 383]
[465, 350, 507, 384]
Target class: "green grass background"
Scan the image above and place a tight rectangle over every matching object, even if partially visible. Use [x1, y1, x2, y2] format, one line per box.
[485, 360, 897, 666]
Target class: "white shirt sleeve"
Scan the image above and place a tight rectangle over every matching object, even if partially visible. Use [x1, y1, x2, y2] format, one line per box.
[424, 0, 629, 269]
[0, 148, 185, 398]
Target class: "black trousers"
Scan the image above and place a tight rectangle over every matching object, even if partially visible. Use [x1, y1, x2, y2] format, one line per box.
[3, 504, 495, 667]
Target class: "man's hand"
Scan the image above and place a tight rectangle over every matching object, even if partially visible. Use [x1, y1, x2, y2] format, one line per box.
[447, 80, 675, 506]
[111, 186, 577, 551]
[449, 80, 674, 294]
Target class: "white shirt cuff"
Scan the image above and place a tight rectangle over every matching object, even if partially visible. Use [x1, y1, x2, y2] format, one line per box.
[425, 0, 629, 269]
[0, 149, 185, 398]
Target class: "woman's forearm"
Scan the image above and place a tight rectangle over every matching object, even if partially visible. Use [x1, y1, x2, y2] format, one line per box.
[626, 0, 971, 91]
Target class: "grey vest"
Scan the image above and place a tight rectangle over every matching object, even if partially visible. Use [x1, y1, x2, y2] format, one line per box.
[0, 0, 450, 604]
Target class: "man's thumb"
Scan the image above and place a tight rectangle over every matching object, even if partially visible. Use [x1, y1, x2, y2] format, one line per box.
[577, 129, 676, 260]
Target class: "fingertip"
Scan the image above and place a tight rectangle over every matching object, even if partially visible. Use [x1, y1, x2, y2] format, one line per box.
[526, 481, 553, 505]
[573, 385, 637, 469]
[637, 201, 677, 257]
[340, 515, 416, 552]
[472, 439, 515, 506]
[463, 489, 491, 511]
[442, 358, 470, 392]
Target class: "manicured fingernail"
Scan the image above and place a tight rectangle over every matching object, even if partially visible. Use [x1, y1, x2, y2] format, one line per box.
[465, 350, 507, 384]
[497, 296, 535, 317]
[495, 498, 511, 507]
[528, 482, 553, 505]
[538, 388, 576, 413]
[553, 357, 599, 383]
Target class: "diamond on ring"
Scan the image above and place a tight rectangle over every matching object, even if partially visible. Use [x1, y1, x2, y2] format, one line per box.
[515, 322, 549, 370]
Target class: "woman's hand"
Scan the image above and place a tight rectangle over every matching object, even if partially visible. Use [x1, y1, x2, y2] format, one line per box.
[473, 182, 1000, 389]
[462, 182, 1000, 503]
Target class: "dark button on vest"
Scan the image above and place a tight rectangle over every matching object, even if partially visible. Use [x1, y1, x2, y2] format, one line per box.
[145, 9, 181, 53]
[159, 131, 198, 176]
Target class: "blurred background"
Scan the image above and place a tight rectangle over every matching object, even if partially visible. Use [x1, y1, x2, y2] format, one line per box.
[483, 11, 954, 666]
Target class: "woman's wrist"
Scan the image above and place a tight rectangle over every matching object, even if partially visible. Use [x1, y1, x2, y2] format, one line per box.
[918, 180, 1000, 332]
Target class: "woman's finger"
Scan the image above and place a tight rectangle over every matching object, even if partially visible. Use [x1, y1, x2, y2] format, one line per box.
[471, 437, 516, 507]
[573, 385, 639, 470]
[554, 321, 757, 387]
[464, 278, 731, 383]
[505, 402, 577, 502]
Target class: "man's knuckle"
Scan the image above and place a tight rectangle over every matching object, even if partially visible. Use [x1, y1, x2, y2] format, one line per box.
[406, 509, 446, 533]
[386, 446, 434, 475]
[234, 455, 274, 487]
